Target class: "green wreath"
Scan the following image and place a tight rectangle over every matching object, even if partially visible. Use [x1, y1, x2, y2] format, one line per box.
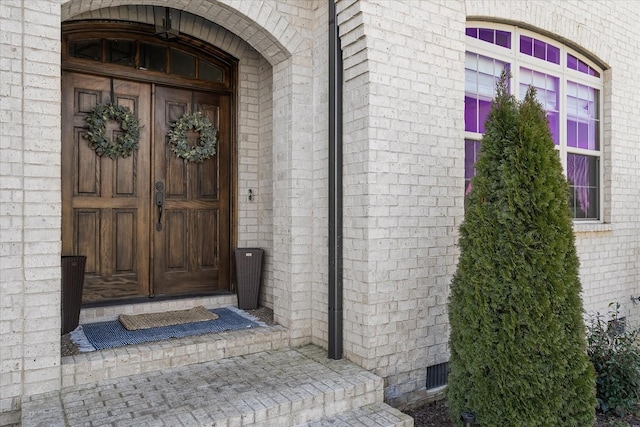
[84, 102, 141, 159]
[168, 112, 218, 163]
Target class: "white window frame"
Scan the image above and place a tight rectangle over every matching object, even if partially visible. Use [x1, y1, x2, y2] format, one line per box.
[465, 22, 604, 222]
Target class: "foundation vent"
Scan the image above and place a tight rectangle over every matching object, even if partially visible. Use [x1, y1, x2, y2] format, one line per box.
[425, 362, 449, 390]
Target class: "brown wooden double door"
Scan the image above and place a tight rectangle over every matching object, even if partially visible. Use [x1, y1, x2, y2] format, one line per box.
[62, 72, 231, 303]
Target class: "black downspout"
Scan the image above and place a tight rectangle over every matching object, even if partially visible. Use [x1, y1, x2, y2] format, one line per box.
[328, 0, 343, 360]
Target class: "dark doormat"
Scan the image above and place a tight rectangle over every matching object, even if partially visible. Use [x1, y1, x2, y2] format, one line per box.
[70, 306, 266, 351]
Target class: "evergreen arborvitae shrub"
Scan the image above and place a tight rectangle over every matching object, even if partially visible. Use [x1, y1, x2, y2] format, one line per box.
[447, 73, 596, 426]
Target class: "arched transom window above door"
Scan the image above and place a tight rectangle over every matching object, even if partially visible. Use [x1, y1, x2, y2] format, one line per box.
[63, 22, 237, 90]
[464, 23, 605, 221]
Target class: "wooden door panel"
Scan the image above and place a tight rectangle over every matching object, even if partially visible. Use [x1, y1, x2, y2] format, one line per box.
[114, 209, 136, 272]
[197, 209, 219, 268]
[166, 148, 188, 197]
[75, 127, 101, 196]
[62, 72, 151, 301]
[152, 86, 230, 296]
[75, 209, 100, 274]
[114, 155, 136, 196]
[197, 159, 219, 198]
[166, 209, 188, 270]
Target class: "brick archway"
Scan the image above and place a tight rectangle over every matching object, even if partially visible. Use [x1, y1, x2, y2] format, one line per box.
[60, 1, 317, 339]
[60, 0, 304, 65]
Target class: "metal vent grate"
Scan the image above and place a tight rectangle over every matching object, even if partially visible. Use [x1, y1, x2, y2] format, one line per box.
[425, 362, 449, 390]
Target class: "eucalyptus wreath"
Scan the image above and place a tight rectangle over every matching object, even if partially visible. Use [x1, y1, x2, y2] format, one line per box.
[167, 112, 217, 163]
[84, 102, 141, 159]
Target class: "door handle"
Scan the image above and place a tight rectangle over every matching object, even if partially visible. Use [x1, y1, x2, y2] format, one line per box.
[155, 181, 164, 231]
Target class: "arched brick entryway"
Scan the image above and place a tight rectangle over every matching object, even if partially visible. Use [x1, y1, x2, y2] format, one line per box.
[58, 0, 317, 341]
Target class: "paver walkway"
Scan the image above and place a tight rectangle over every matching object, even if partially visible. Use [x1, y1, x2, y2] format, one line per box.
[22, 345, 413, 427]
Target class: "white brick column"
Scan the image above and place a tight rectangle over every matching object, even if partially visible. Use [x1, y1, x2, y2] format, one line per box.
[0, 1, 63, 422]
[271, 56, 315, 346]
[337, 0, 466, 406]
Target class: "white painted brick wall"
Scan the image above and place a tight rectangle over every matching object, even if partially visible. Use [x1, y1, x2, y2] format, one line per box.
[1, 1, 63, 422]
[310, 0, 330, 350]
[337, 0, 466, 406]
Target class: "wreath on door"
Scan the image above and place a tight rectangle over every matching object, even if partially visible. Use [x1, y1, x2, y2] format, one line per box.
[167, 112, 217, 163]
[84, 102, 141, 159]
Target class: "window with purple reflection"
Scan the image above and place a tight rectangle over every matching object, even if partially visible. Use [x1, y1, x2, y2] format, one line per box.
[467, 27, 511, 48]
[520, 68, 560, 145]
[521, 35, 560, 64]
[567, 154, 599, 219]
[465, 139, 481, 197]
[566, 81, 599, 150]
[521, 35, 533, 55]
[495, 31, 511, 48]
[547, 45, 560, 64]
[479, 28, 494, 44]
[567, 53, 601, 77]
[534, 39, 546, 60]
[465, 24, 603, 220]
[465, 52, 509, 133]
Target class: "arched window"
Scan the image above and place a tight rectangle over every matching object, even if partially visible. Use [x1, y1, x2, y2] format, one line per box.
[465, 23, 604, 220]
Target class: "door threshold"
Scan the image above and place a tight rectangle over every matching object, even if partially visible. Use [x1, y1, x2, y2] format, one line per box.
[79, 293, 239, 324]
[81, 291, 235, 309]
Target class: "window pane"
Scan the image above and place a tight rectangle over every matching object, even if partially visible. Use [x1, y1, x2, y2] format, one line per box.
[107, 40, 135, 67]
[464, 96, 478, 133]
[466, 28, 511, 49]
[199, 60, 224, 83]
[171, 49, 196, 77]
[520, 36, 532, 55]
[495, 30, 511, 48]
[465, 52, 509, 133]
[465, 139, 481, 196]
[578, 61, 589, 74]
[567, 154, 599, 219]
[479, 28, 494, 44]
[533, 39, 546, 60]
[520, 67, 560, 144]
[547, 45, 560, 64]
[140, 43, 167, 72]
[567, 53, 601, 78]
[70, 39, 102, 61]
[566, 81, 599, 150]
[520, 35, 560, 64]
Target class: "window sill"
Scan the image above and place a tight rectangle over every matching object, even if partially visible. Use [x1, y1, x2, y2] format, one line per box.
[572, 222, 612, 234]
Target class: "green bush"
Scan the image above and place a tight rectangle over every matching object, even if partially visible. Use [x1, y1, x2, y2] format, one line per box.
[587, 303, 640, 417]
[447, 73, 596, 426]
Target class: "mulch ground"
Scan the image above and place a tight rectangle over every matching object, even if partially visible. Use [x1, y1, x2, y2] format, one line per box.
[403, 399, 640, 427]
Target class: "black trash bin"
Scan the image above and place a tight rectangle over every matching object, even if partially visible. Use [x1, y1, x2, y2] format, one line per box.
[61, 255, 86, 334]
[234, 248, 263, 310]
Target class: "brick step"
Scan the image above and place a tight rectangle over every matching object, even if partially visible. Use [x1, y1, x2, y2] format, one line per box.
[65, 300, 286, 388]
[62, 321, 291, 388]
[302, 402, 413, 427]
[22, 346, 413, 426]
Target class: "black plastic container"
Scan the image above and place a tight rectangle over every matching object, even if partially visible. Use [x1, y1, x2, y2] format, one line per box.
[61, 255, 86, 334]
